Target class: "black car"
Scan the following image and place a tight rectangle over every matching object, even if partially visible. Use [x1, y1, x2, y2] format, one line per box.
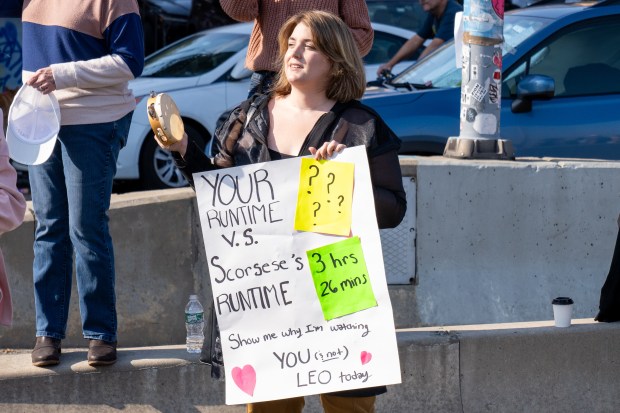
[140, 0, 234, 54]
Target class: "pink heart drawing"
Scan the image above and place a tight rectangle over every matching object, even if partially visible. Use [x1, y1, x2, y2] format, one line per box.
[360, 351, 372, 365]
[231, 365, 257, 396]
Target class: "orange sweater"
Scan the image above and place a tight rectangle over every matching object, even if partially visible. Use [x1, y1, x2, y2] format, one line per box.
[220, 0, 373, 72]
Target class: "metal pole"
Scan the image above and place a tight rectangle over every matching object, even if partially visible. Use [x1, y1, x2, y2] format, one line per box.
[443, 0, 514, 159]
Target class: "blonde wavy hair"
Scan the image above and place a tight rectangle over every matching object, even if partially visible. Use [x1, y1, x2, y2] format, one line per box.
[271, 10, 367, 102]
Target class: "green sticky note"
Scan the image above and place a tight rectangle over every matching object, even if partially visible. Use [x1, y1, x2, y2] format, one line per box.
[306, 236, 377, 320]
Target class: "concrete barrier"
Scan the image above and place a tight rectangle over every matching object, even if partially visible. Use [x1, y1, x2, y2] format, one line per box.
[1, 189, 209, 349]
[408, 157, 620, 326]
[1, 319, 618, 412]
[1, 157, 619, 349]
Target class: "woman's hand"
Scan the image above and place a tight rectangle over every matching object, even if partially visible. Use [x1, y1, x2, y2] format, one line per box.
[155, 132, 188, 158]
[309, 141, 346, 160]
[26, 67, 56, 95]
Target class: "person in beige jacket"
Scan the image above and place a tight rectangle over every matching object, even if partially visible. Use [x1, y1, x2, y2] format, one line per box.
[0, 108, 27, 327]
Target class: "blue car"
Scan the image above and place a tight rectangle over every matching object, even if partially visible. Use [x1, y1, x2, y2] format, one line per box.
[362, 0, 620, 159]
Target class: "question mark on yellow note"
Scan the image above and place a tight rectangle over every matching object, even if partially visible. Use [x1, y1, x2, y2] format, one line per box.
[313, 202, 321, 224]
[307, 165, 320, 194]
[327, 173, 335, 195]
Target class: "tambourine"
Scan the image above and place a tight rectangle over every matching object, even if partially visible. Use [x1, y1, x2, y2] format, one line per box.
[147, 92, 184, 147]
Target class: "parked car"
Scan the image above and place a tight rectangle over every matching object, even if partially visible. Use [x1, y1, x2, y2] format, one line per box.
[117, 22, 417, 189]
[365, 0, 427, 33]
[362, 0, 620, 159]
[140, 0, 234, 55]
[140, 0, 193, 54]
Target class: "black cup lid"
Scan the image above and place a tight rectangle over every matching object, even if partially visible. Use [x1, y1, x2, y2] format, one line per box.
[552, 297, 574, 305]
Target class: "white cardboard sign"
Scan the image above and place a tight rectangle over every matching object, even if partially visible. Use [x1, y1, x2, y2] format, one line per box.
[194, 145, 401, 404]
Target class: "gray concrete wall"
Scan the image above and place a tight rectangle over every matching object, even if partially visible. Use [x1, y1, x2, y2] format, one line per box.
[0, 189, 208, 349]
[455, 320, 619, 413]
[1, 157, 619, 349]
[1, 320, 618, 412]
[408, 157, 620, 326]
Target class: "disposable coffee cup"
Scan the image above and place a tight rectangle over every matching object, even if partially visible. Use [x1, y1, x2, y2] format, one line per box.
[552, 297, 574, 328]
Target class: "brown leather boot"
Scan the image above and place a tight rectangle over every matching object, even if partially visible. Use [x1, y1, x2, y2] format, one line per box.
[32, 336, 61, 367]
[87, 339, 117, 366]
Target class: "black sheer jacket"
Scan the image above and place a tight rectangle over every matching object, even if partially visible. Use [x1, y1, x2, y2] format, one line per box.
[173, 94, 406, 229]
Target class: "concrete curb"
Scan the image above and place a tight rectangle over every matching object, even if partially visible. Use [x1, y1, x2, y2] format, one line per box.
[1, 319, 618, 413]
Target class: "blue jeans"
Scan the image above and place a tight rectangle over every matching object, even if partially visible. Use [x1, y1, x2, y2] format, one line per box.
[29, 112, 131, 342]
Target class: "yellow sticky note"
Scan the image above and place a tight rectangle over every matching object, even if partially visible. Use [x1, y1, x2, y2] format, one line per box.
[294, 158, 354, 236]
[306, 236, 377, 320]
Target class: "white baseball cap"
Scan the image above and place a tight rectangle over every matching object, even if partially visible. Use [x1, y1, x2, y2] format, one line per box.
[6, 84, 60, 165]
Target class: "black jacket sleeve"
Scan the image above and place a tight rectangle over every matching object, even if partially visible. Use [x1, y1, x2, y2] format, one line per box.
[369, 149, 407, 229]
[171, 96, 258, 189]
[172, 139, 215, 189]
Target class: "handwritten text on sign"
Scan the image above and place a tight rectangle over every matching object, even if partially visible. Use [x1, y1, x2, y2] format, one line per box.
[194, 146, 401, 404]
[307, 236, 377, 320]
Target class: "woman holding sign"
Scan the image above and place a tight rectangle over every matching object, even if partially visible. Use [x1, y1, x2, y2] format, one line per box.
[157, 10, 406, 413]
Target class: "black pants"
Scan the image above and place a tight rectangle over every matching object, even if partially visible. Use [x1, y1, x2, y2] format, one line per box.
[596, 227, 620, 322]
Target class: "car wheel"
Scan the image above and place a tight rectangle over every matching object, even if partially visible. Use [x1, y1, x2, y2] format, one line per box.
[139, 123, 208, 190]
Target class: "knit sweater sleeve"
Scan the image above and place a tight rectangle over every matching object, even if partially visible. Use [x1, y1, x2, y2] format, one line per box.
[340, 0, 374, 57]
[51, 54, 135, 90]
[219, 0, 260, 22]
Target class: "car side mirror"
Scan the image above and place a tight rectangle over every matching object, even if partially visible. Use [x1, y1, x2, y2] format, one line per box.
[511, 74, 555, 113]
[230, 60, 252, 81]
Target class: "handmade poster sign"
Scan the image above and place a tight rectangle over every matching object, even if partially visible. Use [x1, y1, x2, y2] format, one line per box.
[194, 145, 401, 405]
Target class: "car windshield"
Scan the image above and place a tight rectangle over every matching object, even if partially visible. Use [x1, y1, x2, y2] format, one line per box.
[366, 0, 427, 32]
[142, 32, 249, 77]
[393, 14, 552, 88]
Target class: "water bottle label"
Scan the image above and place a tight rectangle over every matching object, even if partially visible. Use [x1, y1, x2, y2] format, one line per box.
[185, 312, 204, 323]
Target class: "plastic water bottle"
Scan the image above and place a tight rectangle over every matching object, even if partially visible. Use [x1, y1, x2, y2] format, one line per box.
[185, 294, 204, 353]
